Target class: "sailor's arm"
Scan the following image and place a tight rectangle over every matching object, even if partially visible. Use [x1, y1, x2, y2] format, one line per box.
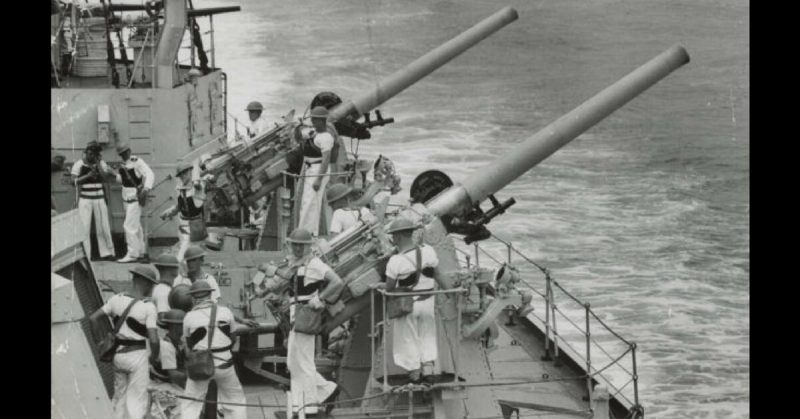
[319, 269, 345, 303]
[145, 304, 160, 362]
[138, 158, 155, 191]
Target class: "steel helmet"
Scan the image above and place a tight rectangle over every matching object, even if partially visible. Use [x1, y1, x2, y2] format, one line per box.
[168, 284, 193, 311]
[153, 253, 180, 268]
[129, 264, 160, 284]
[387, 217, 418, 234]
[116, 142, 131, 154]
[188, 280, 214, 296]
[158, 309, 186, 328]
[183, 245, 206, 262]
[286, 228, 313, 244]
[246, 101, 264, 111]
[175, 162, 193, 176]
[326, 183, 352, 203]
[310, 106, 329, 119]
[187, 67, 203, 78]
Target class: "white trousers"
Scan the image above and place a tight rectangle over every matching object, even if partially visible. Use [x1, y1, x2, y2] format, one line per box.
[176, 218, 206, 262]
[180, 365, 247, 419]
[392, 297, 438, 372]
[123, 201, 145, 258]
[297, 163, 329, 236]
[287, 330, 337, 415]
[111, 349, 150, 419]
[78, 197, 115, 258]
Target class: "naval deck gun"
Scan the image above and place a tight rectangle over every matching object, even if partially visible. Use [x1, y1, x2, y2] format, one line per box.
[194, 7, 520, 245]
[226, 44, 690, 418]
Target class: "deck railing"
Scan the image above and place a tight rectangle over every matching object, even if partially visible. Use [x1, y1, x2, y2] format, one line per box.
[455, 234, 644, 418]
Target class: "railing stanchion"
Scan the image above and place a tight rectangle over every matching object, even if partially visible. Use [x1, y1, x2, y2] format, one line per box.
[382, 290, 389, 392]
[454, 291, 461, 383]
[631, 342, 641, 415]
[370, 289, 375, 384]
[551, 287, 561, 366]
[585, 303, 593, 411]
[474, 243, 480, 268]
[542, 273, 551, 360]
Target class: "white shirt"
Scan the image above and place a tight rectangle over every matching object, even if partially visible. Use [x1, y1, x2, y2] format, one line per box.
[152, 283, 172, 314]
[385, 245, 439, 290]
[245, 116, 271, 143]
[173, 272, 221, 302]
[183, 302, 236, 365]
[305, 132, 335, 162]
[329, 207, 375, 235]
[101, 293, 158, 341]
[292, 257, 331, 302]
[115, 155, 154, 200]
[158, 338, 179, 370]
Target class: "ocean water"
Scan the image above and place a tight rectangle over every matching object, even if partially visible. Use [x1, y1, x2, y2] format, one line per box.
[205, 0, 749, 416]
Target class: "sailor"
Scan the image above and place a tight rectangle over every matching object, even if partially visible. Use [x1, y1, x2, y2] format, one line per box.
[174, 245, 260, 328]
[160, 162, 208, 261]
[71, 141, 117, 260]
[88, 265, 160, 419]
[51, 148, 65, 216]
[172, 246, 221, 302]
[373, 217, 440, 382]
[180, 280, 248, 419]
[115, 142, 155, 263]
[243, 101, 270, 144]
[148, 309, 187, 418]
[152, 254, 181, 326]
[366, 154, 402, 210]
[326, 183, 375, 236]
[283, 228, 344, 415]
[296, 106, 336, 235]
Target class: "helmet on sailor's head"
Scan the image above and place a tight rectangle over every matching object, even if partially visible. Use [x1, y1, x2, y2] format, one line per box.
[158, 309, 186, 328]
[168, 284, 193, 311]
[129, 264, 160, 284]
[188, 280, 213, 297]
[175, 162, 193, 176]
[183, 245, 206, 262]
[246, 101, 264, 112]
[153, 253, 180, 268]
[116, 142, 131, 155]
[286, 228, 313, 244]
[310, 106, 329, 120]
[326, 183, 352, 204]
[387, 217, 419, 235]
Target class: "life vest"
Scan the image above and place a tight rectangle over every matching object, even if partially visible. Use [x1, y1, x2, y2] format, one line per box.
[177, 191, 203, 219]
[302, 135, 323, 159]
[77, 160, 105, 200]
[288, 268, 323, 299]
[118, 159, 143, 188]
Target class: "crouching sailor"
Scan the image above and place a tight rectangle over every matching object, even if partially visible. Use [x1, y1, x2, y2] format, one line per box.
[180, 280, 248, 419]
[88, 265, 160, 419]
[374, 217, 441, 382]
[284, 228, 344, 415]
[148, 309, 187, 418]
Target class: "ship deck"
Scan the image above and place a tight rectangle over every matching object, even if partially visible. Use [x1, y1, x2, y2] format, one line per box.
[95, 253, 621, 418]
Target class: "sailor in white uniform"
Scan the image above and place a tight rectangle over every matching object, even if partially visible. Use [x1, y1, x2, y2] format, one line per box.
[282, 228, 344, 415]
[114, 142, 155, 263]
[326, 183, 375, 236]
[88, 265, 161, 419]
[376, 217, 440, 381]
[160, 163, 209, 262]
[296, 106, 335, 235]
[243, 101, 271, 144]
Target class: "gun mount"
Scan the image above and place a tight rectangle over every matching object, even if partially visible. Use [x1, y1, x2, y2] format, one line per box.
[195, 7, 520, 230]
[237, 45, 690, 406]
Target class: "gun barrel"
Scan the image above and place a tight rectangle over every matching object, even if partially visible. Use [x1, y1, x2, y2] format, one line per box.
[328, 7, 519, 122]
[426, 45, 690, 217]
